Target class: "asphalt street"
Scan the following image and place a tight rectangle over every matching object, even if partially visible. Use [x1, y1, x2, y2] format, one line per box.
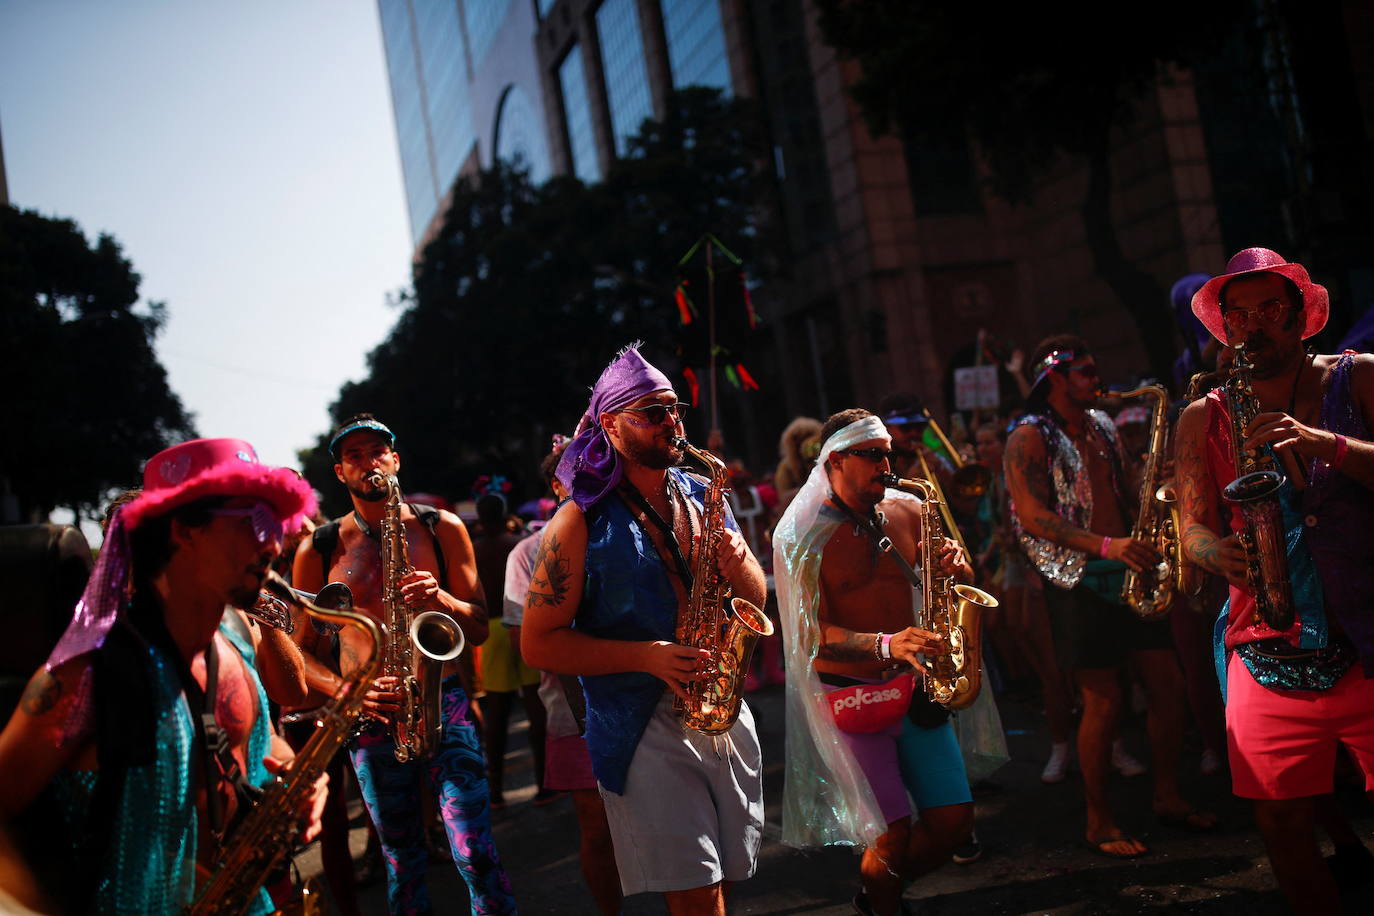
[300, 680, 1374, 915]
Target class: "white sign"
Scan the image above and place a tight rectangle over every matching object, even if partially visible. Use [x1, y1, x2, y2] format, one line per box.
[954, 365, 999, 411]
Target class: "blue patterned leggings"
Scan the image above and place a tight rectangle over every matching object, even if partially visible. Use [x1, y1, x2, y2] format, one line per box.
[350, 684, 517, 915]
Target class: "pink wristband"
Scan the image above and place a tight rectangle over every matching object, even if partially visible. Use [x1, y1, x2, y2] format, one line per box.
[880, 632, 894, 660]
[1332, 434, 1349, 470]
[1099, 536, 1112, 559]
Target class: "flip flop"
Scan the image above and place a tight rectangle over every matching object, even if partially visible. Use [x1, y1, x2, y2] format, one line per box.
[1156, 808, 1219, 832]
[1084, 831, 1148, 859]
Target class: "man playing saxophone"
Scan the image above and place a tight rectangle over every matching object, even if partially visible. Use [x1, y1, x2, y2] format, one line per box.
[292, 414, 516, 915]
[1004, 335, 1212, 860]
[1173, 248, 1374, 914]
[772, 408, 978, 916]
[774, 409, 978, 916]
[0, 438, 326, 915]
[521, 344, 767, 916]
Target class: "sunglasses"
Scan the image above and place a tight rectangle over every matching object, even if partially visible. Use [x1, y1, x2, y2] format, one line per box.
[210, 502, 287, 545]
[619, 402, 689, 425]
[838, 447, 893, 463]
[1221, 301, 1293, 332]
[1061, 363, 1100, 380]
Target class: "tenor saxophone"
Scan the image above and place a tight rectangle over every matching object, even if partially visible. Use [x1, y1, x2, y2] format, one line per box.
[672, 437, 775, 735]
[369, 471, 467, 762]
[1102, 384, 1179, 618]
[1222, 344, 1296, 630]
[880, 474, 998, 710]
[189, 573, 378, 916]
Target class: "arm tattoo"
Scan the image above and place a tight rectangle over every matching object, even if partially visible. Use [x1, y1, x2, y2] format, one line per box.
[817, 630, 877, 662]
[20, 671, 61, 716]
[529, 534, 573, 608]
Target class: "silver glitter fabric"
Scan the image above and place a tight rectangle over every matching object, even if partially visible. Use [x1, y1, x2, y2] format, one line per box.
[1011, 411, 1115, 588]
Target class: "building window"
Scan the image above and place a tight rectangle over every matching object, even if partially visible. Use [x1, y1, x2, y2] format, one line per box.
[596, 0, 654, 156]
[559, 44, 601, 183]
[537, 0, 556, 18]
[495, 84, 552, 184]
[662, 0, 732, 93]
[414, 0, 475, 207]
[464, 0, 511, 70]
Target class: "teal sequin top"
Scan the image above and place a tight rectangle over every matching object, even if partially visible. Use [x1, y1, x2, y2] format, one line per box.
[54, 615, 274, 915]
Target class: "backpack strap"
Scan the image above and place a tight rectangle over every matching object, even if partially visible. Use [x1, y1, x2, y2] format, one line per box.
[409, 504, 446, 584]
[311, 519, 343, 583]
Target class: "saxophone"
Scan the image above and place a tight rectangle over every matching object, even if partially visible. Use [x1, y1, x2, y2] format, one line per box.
[880, 474, 998, 709]
[368, 471, 467, 762]
[1221, 344, 1296, 630]
[189, 573, 378, 916]
[1102, 384, 1179, 618]
[672, 437, 775, 735]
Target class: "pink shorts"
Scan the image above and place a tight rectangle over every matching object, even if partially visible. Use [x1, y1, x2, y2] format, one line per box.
[1226, 652, 1374, 800]
[544, 733, 597, 791]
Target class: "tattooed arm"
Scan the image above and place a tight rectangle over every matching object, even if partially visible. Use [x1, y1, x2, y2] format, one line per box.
[0, 658, 95, 822]
[1175, 400, 1248, 588]
[520, 500, 709, 701]
[1003, 423, 1158, 571]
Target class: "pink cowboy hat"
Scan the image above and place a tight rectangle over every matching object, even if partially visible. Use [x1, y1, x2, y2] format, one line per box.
[121, 437, 316, 532]
[1191, 247, 1328, 342]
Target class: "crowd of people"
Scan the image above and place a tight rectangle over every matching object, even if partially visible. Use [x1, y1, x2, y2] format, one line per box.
[0, 246, 1370, 916]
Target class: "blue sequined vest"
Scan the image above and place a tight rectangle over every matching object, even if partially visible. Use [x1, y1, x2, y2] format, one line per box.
[54, 614, 274, 915]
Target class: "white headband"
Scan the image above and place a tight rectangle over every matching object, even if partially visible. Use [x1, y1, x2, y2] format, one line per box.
[817, 416, 891, 467]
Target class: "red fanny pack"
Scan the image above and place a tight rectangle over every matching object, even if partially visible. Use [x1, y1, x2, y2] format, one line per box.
[827, 673, 916, 733]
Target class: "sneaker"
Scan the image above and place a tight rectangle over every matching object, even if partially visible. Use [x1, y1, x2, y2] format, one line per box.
[1041, 741, 1071, 784]
[1112, 740, 1147, 777]
[1200, 748, 1224, 776]
[952, 837, 983, 865]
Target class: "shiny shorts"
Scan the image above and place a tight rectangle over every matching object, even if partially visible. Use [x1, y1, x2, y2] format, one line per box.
[1226, 652, 1374, 800]
[831, 691, 972, 825]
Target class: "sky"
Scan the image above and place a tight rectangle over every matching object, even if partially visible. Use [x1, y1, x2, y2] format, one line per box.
[1, 1, 413, 486]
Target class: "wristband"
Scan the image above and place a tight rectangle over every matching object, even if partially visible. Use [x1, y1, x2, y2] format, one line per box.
[1099, 536, 1112, 559]
[880, 632, 894, 660]
[1332, 433, 1349, 470]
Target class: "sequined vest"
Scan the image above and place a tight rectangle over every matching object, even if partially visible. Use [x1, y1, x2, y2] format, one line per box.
[53, 615, 274, 916]
[575, 469, 725, 794]
[1011, 409, 1122, 588]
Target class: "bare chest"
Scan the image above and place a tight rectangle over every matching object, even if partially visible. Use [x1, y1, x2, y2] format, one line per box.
[819, 517, 919, 632]
[329, 517, 443, 622]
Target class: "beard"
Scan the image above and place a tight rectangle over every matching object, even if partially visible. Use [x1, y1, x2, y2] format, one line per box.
[620, 434, 683, 470]
[228, 565, 270, 611]
[348, 483, 387, 502]
[1242, 331, 1298, 379]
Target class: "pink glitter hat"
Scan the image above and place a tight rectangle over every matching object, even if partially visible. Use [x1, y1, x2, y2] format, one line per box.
[121, 438, 315, 533]
[1191, 248, 1328, 343]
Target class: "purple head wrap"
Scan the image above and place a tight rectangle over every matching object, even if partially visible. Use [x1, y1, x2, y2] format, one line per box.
[1171, 273, 1212, 348]
[556, 343, 674, 509]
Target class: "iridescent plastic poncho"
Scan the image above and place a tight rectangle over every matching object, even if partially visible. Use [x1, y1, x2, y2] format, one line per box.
[772, 416, 893, 848]
[774, 416, 1009, 847]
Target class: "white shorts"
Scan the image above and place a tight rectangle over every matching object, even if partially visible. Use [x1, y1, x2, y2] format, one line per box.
[599, 694, 764, 895]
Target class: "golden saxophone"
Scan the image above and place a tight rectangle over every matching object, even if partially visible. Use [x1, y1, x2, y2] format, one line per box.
[672, 437, 775, 735]
[369, 471, 467, 762]
[1222, 344, 1296, 630]
[1102, 384, 1180, 618]
[189, 573, 378, 916]
[880, 473, 998, 709]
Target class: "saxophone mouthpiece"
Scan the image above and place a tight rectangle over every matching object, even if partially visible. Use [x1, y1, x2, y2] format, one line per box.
[671, 436, 689, 450]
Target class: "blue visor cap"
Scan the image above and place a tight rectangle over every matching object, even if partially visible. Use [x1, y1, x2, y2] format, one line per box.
[882, 410, 930, 427]
[329, 419, 396, 458]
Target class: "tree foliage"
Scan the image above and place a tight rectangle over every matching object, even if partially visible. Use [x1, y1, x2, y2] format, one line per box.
[302, 89, 772, 516]
[815, 0, 1247, 380]
[2, 205, 196, 521]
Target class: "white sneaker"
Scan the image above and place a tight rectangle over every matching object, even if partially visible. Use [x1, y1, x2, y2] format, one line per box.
[1112, 739, 1147, 777]
[1041, 741, 1071, 783]
[1200, 748, 1223, 776]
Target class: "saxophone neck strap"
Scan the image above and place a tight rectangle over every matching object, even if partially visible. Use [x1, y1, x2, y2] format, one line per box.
[828, 491, 923, 591]
[618, 478, 694, 592]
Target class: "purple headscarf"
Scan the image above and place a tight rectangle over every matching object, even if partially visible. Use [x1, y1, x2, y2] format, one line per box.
[557, 343, 674, 509]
